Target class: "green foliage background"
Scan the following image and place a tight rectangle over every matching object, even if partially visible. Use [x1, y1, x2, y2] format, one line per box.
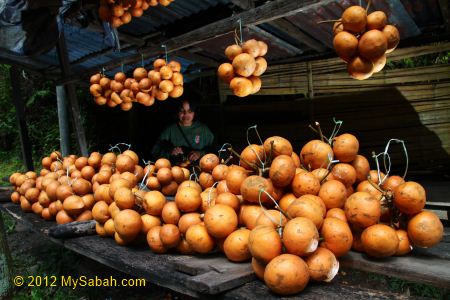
[0, 65, 96, 184]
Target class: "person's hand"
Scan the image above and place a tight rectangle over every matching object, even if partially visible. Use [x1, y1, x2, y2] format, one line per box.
[171, 147, 184, 156]
[188, 151, 201, 162]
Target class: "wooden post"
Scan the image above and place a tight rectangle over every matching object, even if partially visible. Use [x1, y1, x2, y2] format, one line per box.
[0, 212, 13, 298]
[10, 66, 34, 171]
[217, 78, 227, 146]
[56, 27, 89, 157]
[56, 85, 71, 157]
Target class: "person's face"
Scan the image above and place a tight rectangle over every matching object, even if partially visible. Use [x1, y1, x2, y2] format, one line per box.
[178, 101, 195, 126]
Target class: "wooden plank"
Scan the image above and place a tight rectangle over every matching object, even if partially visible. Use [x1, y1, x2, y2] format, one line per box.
[185, 264, 254, 294]
[48, 220, 96, 239]
[339, 250, 450, 289]
[2, 201, 449, 298]
[308, 42, 450, 69]
[173, 255, 256, 294]
[0, 48, 48, 74]
[223, 279, 418, 300]
[174, 256, 233, 275]
[0, 202, 200, 297]
[64, 236, 202, 298]
[0, 187, 13, 203]
[10, 66, 34, 171]
[0, 203, 63, 246]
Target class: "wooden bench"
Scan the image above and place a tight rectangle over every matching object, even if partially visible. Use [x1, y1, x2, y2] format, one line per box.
[1, 201, 449, 299]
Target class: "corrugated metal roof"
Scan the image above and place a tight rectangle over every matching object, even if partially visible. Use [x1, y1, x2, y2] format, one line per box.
[120, 0, 232, 36]
[195, 27, 302, 62]
[400, 0, 443, 28]
[0, 0, 446, 76]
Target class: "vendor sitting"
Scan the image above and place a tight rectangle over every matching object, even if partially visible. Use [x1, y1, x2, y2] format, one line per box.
[151, 99, 214, 165]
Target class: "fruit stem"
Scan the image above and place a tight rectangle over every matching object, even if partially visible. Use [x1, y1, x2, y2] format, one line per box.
[227, 147, 259, 172]
[382, 139, 409, 180]
[139, 164, 153, 190]
[366, 0, 372, 12]
[367, 176, 386, 195]
[246, 125, 267, 168]
[310, 122, 330, 144]
[218, 143, 233, 163]
[258, 188, 289, 220]
[320, 161, 337, 184]
[317, 19, 341, 24]
[134, 193, 144, 209]
[189, 167, 199, 182]
[224, 155, 234, 165]
[109, 142, 131, 154]
[328, 118, 343, 145]
[207, 181, 219, 208]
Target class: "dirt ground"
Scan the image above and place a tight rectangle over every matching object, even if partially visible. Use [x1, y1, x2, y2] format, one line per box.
[2, 211, 448, 300]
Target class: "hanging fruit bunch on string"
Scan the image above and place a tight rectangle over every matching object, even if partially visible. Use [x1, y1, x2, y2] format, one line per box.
[99, 0, 175, 28]
[89, 58, 184, 111]
[218, 21, 269, 97]
[323, 0, 400, 80]
[148, 58, 184, 101]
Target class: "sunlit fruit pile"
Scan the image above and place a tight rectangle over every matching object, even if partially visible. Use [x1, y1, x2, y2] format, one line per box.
[332, 5, 400, 80]
[218, 39, 268, 97]
[99, 0, 175, 28]
[89, 59, 183, 110]
[9, 123, 444, 296]
[8, 149, 193, 224]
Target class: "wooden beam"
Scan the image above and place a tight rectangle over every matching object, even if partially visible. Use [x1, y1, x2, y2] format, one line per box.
[56, 28, 89, 157]
[230, 0, 254, 10]
[269, 18, 326, 52]
[175, 50, 219, 68]
[248, 25, 303, 55]
[10, 66, 34, 171]
[0, 49, 47, 76]
[58, 0, 331, 84]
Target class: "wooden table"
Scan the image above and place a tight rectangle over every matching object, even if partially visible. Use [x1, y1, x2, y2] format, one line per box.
[1, 201, 449, 299]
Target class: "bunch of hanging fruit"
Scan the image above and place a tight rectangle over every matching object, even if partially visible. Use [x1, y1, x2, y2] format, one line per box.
[218, 39, 268, 97]
[89, 59, 183, 111]
[331, 3, 400, 80]
[99, 0, 175, 28]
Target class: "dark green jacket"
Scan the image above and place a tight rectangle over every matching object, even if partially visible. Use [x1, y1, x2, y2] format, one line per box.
[151, 121, 214, 160]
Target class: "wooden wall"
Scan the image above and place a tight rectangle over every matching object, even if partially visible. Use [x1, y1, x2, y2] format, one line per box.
[218, 43, 450, 173]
